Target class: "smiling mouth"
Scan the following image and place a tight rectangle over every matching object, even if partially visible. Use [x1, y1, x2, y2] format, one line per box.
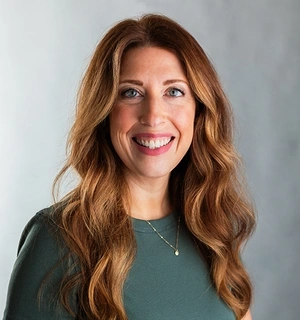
[133, 137, 174, 149]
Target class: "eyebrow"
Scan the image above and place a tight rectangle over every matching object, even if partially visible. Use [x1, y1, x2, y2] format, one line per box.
[119, 79, 143, 86]
[119, 79, 189, 86]
[163, 79, 189, 86]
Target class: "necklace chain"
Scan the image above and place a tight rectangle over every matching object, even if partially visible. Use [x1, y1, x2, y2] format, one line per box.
[146, 216, 180, 256]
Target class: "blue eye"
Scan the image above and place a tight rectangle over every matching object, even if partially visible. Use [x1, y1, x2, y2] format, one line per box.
[121, 89, 141, 98]
[168, 88, 184, 97]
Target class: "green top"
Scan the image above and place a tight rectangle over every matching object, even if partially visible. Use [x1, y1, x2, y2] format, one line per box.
[3, 208, 235, 320]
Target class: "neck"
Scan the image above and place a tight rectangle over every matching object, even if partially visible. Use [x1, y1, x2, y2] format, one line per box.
[126, 174, 173, 220]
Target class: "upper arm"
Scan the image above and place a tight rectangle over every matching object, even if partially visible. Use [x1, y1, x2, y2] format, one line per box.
[3, 210, 76, 319]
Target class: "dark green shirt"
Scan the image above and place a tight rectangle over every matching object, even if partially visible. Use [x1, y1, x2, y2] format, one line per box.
[3, 208, 235, 319]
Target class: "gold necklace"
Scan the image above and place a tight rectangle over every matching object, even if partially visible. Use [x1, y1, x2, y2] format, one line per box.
[146, 216, 180, 256]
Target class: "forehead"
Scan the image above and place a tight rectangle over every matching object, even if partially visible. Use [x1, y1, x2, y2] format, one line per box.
[119, 46, 187, 79]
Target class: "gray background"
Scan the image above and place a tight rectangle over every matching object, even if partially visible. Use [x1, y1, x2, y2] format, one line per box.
[1, 0, 299, 319]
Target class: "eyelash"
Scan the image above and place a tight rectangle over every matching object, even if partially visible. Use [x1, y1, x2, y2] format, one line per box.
[167, 87, 185, 97]
[121, 88, 142, 98]
[120, 87, 185, 98]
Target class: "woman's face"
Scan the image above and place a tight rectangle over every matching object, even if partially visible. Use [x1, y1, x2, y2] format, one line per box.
[110, 46, 196, 182]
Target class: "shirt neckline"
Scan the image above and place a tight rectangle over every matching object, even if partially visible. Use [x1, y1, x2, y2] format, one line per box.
[132, 211, 178, 233]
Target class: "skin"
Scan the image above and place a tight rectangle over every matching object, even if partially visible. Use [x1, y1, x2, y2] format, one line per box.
[110, 46, 196, 220]
[242, 310, 252, 320]
[110, 46, 252, 318]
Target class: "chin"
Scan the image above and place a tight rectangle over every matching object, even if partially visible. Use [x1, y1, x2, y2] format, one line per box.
[136, 169, 171, 180]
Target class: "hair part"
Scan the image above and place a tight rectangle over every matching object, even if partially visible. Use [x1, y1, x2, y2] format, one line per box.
[53, 14, 255, 320]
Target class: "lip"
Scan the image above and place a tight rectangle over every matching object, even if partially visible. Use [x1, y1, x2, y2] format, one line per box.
[133, 132, 174, 139]
[132, 133, 174, 156]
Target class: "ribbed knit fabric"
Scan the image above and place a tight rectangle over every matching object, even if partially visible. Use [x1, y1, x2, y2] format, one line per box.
[3, 208, 235, 320]
[124, 212, 235, 320]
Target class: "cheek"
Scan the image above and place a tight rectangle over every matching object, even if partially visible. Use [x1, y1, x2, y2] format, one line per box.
[175, 107, 196, 138]
[110, 105, 135, 136]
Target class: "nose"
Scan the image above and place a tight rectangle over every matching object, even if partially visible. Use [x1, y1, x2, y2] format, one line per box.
[139, 96, 166, 127]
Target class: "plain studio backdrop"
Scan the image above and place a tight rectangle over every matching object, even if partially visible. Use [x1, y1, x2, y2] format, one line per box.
[0, 0, 299, 319]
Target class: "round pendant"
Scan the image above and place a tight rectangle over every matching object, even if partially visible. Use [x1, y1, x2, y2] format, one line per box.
[174, 250, 179, 256]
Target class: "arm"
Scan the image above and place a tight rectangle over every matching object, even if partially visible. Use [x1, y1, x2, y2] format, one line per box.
[3, 209, 76, 319]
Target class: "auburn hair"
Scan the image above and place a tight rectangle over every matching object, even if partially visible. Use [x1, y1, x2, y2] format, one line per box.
[53, 14, 256, 320]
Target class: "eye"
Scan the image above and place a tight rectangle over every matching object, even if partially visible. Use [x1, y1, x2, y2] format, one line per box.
[121, 88, 141, 98]
[167, 88, 184, 97]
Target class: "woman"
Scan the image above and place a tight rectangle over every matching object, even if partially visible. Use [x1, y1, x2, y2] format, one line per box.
[3, 14, 255, 320]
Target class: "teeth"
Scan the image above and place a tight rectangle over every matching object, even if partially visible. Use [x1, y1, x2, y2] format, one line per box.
[136, 137, 172, 149]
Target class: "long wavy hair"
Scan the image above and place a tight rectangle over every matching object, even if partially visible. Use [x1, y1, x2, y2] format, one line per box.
[53, 14, 255, 320]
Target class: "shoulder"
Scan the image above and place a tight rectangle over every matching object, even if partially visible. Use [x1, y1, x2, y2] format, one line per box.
[17, 205, 64, 257]
[19, 206, 55, 237]
[4, 205, 76, 319]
